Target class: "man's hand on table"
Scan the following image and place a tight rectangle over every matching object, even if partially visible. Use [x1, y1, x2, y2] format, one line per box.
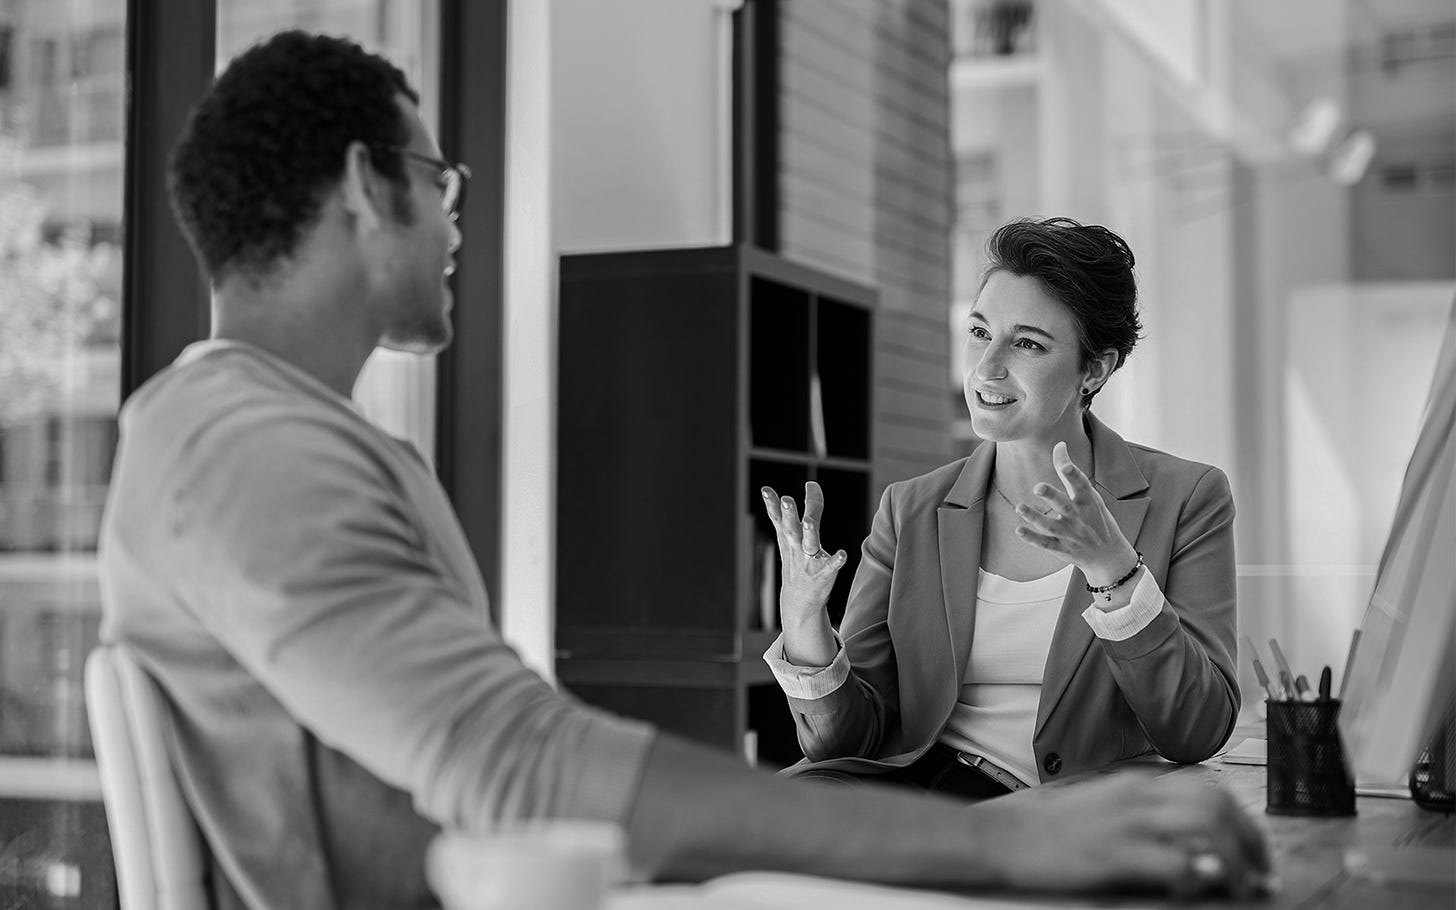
[974, 771, 1273, 900]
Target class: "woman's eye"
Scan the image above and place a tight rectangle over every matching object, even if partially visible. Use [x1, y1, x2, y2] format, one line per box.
[968, 325, 990, 340]
[1014, 338, 1045, 351]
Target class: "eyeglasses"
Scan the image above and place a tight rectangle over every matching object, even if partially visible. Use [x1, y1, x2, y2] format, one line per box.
[371, 144, 472, 217]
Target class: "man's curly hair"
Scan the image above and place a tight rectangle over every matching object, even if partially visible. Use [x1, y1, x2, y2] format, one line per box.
[168, 30, 419, 281]
[981, 217, 1144, 408]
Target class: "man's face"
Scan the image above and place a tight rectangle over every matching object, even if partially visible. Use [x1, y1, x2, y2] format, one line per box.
[375, 96, 462, 355]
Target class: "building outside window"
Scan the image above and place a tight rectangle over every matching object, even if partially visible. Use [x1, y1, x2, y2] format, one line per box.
[0, 2, 438, 905]
[948, 0, 1456, 709]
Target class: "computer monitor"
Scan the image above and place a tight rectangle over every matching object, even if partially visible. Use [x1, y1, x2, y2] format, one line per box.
[1339, 298, 1456, 787]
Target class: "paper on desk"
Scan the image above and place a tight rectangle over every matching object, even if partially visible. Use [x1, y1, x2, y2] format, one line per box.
[607, 872, 1133, 909]
[1219, 737, 1267, 766]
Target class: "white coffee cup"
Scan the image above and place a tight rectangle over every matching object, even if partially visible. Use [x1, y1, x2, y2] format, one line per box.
[426, 820, 629, 910]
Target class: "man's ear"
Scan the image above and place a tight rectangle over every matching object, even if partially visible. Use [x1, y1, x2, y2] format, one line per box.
[339, 140, 385, 232]
[1083, 349, 1119, 396]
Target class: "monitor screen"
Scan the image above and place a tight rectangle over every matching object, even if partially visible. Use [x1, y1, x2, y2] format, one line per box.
[1338, 300, 1456, 784]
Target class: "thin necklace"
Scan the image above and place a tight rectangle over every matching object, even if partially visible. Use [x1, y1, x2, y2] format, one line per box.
[991, 482, 1053, 516]
[992, 444, 1095, 516]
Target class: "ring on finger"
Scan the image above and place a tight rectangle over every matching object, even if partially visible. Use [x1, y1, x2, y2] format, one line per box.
[1187, 849, 1226, 885]
[805, 548, 832, 559]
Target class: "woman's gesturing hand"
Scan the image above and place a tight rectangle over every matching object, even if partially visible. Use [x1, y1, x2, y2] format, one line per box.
[760, 482, 848, 630]
[1013, 441, 1139, 588]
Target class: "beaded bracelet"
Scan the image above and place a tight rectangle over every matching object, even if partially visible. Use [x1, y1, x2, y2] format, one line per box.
[1085, 552, 1144, 604]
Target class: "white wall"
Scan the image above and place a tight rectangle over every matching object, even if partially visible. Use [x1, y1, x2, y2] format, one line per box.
[501, 0, 738, 680]
[551, 0, 735, 253]
[1280, 282, 1455, 679]
[501, 0, 557, 682]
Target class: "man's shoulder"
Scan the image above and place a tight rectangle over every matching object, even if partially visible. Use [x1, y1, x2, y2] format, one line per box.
[123, 346, 354, 452]
[110, 348, 388, 520]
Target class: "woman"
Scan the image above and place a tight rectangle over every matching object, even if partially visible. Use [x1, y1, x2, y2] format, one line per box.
[760, 217, 1239, 800]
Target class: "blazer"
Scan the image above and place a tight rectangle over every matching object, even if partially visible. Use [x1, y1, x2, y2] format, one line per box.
[782, 413, 1240, 783]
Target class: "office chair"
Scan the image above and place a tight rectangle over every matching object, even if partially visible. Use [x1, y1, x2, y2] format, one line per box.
[85, 645, 210, 910]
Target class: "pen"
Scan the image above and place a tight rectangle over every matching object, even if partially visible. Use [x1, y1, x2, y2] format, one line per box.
[1318, 665, 1333, 701]
[1294, 674, 1314, 701]
[1244, 636, 1277, 700]
[1252, 657, 1276, 700]
[1279, 670, 1295, 703]
[1268, 638, 1295, 687]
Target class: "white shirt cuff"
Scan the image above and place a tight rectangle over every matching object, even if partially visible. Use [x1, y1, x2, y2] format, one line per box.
[1081, 568, 1165, 641]
[762, 633, 851, 700]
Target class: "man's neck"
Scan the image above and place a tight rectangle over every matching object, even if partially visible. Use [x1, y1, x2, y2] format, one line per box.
[211, 272, 377, 399]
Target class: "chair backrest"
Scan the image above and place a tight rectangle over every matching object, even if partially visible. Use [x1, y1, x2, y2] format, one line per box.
[85, 645, 210, 910]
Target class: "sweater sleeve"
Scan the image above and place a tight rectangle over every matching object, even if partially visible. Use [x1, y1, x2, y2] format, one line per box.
[166, 413, 655, 830]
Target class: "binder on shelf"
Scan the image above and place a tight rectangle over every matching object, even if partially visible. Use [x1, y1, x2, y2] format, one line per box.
[742, 729, 759, 766]
[758, 540, 778, 632]
[809, 374, 827, 460]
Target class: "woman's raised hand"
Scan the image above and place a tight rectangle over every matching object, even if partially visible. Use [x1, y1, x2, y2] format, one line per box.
[1013, 441, 1140, 589]
[760, 482, 848, 634]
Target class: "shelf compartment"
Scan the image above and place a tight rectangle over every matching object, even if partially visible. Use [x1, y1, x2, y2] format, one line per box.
[816, 295, 872, 461]
[814, 466, 872, 626]
[749, 278, 812, 453]
[746, 682, 804, 770]
[557, 271, 741, 647]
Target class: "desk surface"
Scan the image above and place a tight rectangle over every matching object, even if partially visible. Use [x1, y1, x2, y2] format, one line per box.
[1097, 757, 1452, 910]
[610, 745, 1454, 909]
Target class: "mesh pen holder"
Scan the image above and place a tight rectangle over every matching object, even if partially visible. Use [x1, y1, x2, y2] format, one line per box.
[1266, 699, 1356, 817]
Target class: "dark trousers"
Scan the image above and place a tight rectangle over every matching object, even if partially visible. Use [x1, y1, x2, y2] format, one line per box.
[794, 743, 1014, 802]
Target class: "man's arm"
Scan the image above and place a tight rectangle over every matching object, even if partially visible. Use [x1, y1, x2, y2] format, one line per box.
[167, 414, 654, 829]
[626, 733, 1270, 899]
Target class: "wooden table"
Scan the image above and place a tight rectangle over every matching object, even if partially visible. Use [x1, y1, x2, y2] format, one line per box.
[990, 743, 1455, 909]
[1119, 757, 1453, 909]
[609, 749, 1454, 909]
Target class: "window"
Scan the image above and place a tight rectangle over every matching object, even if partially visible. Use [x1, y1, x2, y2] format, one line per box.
[949, 0, 1456, 708]
[0, 0, 124, 904]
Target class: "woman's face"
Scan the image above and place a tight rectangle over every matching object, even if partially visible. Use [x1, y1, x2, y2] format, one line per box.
[962, 270, 1099, 445]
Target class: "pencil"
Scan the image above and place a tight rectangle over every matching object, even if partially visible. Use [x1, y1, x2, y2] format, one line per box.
[1244, 636, 1278, 700]
[1268, 638, 1295, 686]
[1244, 636, 1276, 700]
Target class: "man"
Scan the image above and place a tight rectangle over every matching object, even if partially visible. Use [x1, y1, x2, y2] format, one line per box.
[99, 30, 1269, 909]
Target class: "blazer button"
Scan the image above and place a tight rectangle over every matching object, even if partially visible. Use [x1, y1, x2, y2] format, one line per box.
[1044, 753, 1063, 775]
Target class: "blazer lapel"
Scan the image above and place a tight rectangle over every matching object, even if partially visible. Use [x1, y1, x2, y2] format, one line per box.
[1035, 414, 1151, 736]
[935, 447, 994, 700]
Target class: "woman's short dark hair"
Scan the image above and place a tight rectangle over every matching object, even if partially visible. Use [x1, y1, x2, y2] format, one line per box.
[981, 217, 1143, 408]
[168, 30, 419, 282]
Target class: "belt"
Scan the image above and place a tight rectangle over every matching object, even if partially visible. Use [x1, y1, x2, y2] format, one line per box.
[951, 750, 1029, 792]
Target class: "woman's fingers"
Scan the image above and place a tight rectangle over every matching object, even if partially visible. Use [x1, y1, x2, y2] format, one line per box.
[1031, 482, 1073, 516]
[760, 487, 785, 548]
[803, 481, 826, 525]
[779, 495, 803, 547]
[1013, 524, 1066, 554]
[1051, 440, 1098, 500]
[1014, 502, 1066, 535]
[802, 516, 824, 556]
[762, 484, 847, 573]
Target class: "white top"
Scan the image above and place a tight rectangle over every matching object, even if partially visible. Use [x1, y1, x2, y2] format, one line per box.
[937, 566, 1071, 787]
